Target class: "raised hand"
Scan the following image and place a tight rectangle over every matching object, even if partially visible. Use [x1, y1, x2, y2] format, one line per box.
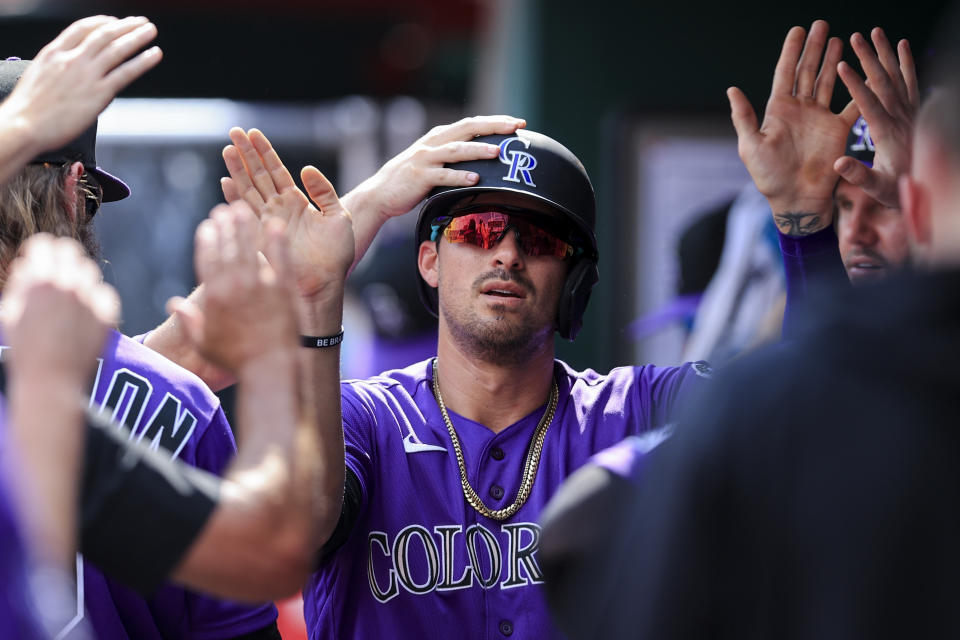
[339, 115, 526, 219]
[1, 15, 162, 157]
[166, 202, 299, 374]
[334, 115, 526, 270]
[835, 29, 918, 209]
[728, 20, 859, 235]
[1, 234, 118, 382]
[221, 128, 355, 300]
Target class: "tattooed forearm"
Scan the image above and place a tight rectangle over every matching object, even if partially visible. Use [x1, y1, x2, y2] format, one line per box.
[773, 212, 824, 236]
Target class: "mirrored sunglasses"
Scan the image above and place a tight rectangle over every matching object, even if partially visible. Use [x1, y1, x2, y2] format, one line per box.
[430, 209, 577, 259]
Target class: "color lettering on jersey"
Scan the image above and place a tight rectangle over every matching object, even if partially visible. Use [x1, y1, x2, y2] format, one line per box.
[367, 522, 543, 603]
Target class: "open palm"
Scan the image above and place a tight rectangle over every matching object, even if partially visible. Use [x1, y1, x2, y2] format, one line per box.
[729, 21, 859, 227]
[221, 128, 355, 299]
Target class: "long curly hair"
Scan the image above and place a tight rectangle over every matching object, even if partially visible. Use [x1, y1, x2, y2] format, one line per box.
[0, 162, 99, 285]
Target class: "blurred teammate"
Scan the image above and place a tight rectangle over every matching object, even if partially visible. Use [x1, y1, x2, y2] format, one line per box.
[835, 117, 911, 283]
[590, 23, 960, 639]
[540, 21, 924, 637]
[0, 18, 282, 639]
[0, 234, 116, 639]
[728, 20, 918, 336]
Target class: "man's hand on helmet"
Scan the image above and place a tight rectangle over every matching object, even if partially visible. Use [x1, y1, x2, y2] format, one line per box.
[335, 115, 526, 272]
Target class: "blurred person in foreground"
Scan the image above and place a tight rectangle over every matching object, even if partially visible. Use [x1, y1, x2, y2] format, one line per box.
[553, 23, 960, 640]
[0, 16, 306, 639]
[539, 20, 934, 638]
[0, 234, 118, 639]
[0, 205, 323, 637]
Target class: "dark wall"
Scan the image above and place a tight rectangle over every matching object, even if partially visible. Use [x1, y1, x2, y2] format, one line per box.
[0, 1, 479, 102]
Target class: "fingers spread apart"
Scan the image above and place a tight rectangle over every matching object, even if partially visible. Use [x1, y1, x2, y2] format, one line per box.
[794, 20, 830, 98]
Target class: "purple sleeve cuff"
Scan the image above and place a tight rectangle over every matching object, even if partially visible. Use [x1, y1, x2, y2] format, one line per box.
[778, 227, 849, 338]
[589, 428, 674, 484]
[778, 225, 841, 258]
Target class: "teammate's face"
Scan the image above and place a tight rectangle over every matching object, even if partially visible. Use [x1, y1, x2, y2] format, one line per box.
[835, 179, 910, 284]
[426, 193, 570, 364]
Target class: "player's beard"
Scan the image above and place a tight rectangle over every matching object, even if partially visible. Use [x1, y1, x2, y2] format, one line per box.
[77, 218, 103, 263]
[439, 268, 556, 367]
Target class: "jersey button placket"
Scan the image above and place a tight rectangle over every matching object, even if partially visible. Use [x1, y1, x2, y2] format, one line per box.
[490, 446, 505, 461]
[498, 620, 514, 636]
[489, 484, 505, 500]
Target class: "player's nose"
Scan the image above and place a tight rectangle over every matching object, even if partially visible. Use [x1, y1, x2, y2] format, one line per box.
[490, 228, 525, 269]
[841, 206, 878, 246]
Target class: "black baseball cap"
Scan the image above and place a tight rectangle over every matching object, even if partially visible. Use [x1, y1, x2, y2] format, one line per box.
[845, 116, 875, 168]
[0, 58, 129, 202]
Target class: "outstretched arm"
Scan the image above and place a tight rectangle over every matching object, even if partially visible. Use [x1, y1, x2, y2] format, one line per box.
[163, 200, 348, 600]
[835, 29, 918, 209]
[73, 201, 347, 601]
[1, 234, 118, 570]
[728, 21, 857, 336]
[728, 20, 858, 236]
[0, 15, 161, 185]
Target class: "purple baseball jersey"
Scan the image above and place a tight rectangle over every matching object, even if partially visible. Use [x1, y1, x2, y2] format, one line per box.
[0, 330, 277, 640]
[304, 357, 709, 638]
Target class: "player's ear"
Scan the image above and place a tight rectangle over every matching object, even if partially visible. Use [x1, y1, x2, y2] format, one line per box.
[900, 174, 932, 250]
[62, 161, 84, 223]
[418, 240, 439, 288]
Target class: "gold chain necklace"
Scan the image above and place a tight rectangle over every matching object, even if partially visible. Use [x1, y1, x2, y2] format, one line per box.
[431, 357, 558, 521]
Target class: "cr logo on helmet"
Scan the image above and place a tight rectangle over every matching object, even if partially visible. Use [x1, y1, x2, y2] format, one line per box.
[499, 136, 538, 187]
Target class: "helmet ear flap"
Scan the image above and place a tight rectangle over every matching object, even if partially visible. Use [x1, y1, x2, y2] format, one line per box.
[556, 258, 598, 340]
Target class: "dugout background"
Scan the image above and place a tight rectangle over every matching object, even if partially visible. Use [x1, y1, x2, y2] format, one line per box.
[0, 0, 950, 373]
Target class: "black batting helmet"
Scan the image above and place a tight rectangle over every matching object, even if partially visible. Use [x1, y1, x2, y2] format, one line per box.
[845, 116, 876, 168]
[414, 129, 598, 340]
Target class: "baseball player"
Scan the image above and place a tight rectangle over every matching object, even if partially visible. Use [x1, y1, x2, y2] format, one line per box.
[0, 23, 282, 640]
[833, 28, 917, 284]
[0, 201, 346, 605]
[0, 200, 325, 636]
[171, 102, 840, 635]
[729, 21, 917, 301]
[205, 122, 706, 638]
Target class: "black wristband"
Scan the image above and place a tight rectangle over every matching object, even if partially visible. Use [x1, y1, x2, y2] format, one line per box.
[301, 327, 344, 348]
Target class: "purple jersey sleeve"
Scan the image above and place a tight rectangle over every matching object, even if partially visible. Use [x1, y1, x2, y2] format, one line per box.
[779, 227, 849, 337]
[588, 428, 674, 483]
[193, 408, 239, 476]
[339, 385, 378, 517]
